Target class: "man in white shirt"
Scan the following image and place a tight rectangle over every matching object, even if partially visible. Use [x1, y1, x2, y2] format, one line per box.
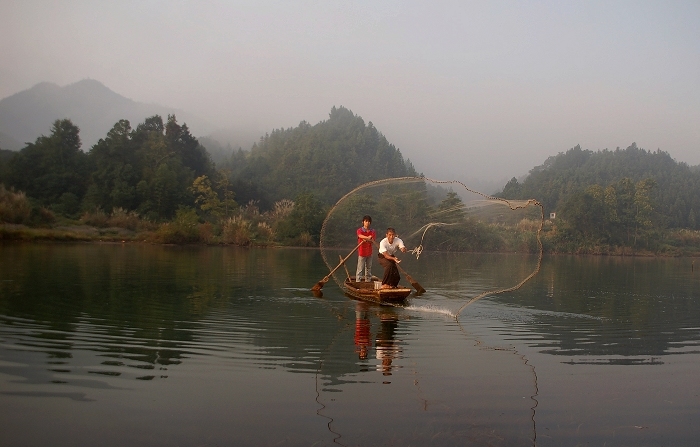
[377, 227, 407, 289]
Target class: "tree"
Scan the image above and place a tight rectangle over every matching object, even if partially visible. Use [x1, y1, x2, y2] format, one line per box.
[633, 178, 656, 247]
[500, 177, 522, 199]
[276, 192, 326, 244]
[7, 119, 89, 212]
[500, 143, 700, 230]
[435, 190, 466, 222]
[615, 178, 637, 245]
[84, 119, 139, 211]
[190, 174, 237, 220]
[165, 115, 213, 178]
[231, 106, 417, 208]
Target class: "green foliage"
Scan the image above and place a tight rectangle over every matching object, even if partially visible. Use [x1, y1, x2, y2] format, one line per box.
[499, 143, 700, 230]
[190, 174, 237, 220]
[435, 190, 466, 223]
[1, 107, 424, 245]
[53, 192, 81, 218]
[222, 216, 254, 245]
[108, 208, 143, 231]
[556, 177, 660, 251]
[85, 115, 212, 221]
[79, 207, 145, 231]
[320, 193, 378, 247]
[223, 106, 417, 208]
[0, 184, 32, 224]
[0, 149, 14, 185]
[79, 209, 110, 228]
[275, 192, 326, 245]
[155, 207, 201, 243]
[501, 177, 522, 198]
[6, 119, 89, 212]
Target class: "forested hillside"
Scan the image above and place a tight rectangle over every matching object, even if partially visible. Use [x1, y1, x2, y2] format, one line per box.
[0, 107, 419, 246]
[2, 104, 698, 254]
[219, 106, 417, 208]
[498, 144, 700, 254]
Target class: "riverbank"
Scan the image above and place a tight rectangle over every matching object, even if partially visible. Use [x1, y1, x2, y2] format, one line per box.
[0, 223, 153, 243]
[3, 222, 700, 258]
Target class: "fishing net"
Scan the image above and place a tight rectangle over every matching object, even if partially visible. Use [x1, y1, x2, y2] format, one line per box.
[318, 177, 544, 316]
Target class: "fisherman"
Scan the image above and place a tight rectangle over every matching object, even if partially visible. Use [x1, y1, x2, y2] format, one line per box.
[377, 227, 407, 289]
[355, 215, 376, 282]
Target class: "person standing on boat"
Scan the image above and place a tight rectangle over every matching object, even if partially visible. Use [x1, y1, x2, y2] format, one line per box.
[356, 215, 377, 282]
[377, 228, 407, 289]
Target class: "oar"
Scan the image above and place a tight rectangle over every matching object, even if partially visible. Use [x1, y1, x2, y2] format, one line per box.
[372, 240, 426, 294]
[311, 241, 364, 291]
[395, 262, 426, 294]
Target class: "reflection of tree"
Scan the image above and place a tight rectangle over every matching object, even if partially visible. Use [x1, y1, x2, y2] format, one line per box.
[0, 244, 326, 373]
[495, 256, 700, 357]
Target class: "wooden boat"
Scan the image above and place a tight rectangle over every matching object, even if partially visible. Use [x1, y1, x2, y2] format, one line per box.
[343, 276, 412, 305]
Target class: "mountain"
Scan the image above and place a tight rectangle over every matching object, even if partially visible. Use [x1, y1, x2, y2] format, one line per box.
[0, 79, 203, 150]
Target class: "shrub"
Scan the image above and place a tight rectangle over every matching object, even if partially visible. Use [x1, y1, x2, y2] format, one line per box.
[52, 192, 81, 217]
[269, 199, 295, 222]
[80, 209, 110, 228]
[256, 222, 276, 244]
[0, 185, 32, 224]
[108, 208, 141, 231]
[199, 222, 214, 244]
[222, 216, 253, 245]
[28, 207, 56, 227]
[296, 231, 315, 247]
[155, 208, 201, 244]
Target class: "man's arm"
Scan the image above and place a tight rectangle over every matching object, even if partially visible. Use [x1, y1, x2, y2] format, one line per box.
[397, 237, 407, 253]
[357, 228, 373, 241]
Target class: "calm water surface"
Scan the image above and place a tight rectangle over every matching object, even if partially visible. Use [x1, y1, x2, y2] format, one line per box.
[0, 243, 699, 446]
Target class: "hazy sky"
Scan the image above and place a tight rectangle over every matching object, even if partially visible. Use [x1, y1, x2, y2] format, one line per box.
[2, 0, 699, 186]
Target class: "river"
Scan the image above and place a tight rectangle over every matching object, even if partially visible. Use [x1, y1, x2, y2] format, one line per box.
[1, 243, 698, 446]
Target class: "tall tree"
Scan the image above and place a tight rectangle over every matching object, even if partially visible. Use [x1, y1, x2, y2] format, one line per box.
[7, 119, 89, 213]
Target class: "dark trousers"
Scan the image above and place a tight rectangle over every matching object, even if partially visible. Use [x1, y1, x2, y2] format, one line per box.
[377, 254, 400, 287]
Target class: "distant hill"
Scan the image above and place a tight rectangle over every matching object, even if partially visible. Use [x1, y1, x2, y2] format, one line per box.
[0, 79, 203, 150]
[220, 106, 419, 208]
[498, 143, 700, 229]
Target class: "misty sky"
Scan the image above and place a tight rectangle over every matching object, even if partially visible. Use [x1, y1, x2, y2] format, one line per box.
[2, 0, 699, 186]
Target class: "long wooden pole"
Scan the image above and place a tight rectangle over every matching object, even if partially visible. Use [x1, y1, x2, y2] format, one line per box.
[395, 262, 426, 294]
[311, 241, 364, 291]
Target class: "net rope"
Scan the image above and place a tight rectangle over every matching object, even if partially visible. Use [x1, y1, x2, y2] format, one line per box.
[318, 176, 544, 317]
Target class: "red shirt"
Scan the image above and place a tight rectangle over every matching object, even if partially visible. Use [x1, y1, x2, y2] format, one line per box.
[357, 227, 376, 257]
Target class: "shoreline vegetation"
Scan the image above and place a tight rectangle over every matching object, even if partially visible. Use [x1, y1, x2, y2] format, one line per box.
[1, 109, 700, 257]
[3, 218, 699, 257]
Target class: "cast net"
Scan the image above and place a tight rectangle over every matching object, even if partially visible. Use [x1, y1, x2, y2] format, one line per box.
[318, 177, 544, 317]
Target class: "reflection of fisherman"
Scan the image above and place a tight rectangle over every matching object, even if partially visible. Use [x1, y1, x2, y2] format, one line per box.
[354, 302, 371, 360]
[375, 312, 400, 376]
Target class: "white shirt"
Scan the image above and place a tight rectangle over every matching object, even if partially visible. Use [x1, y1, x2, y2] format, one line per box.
[379, 237, 405, 256]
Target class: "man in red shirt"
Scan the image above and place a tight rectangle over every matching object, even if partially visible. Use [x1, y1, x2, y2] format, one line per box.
[355, 215, 376, 282]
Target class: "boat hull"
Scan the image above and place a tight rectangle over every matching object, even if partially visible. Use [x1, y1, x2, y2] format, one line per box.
[343, 277, 411, 304]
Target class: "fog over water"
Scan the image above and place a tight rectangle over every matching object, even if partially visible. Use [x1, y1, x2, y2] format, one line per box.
[2, 1, 699, 187]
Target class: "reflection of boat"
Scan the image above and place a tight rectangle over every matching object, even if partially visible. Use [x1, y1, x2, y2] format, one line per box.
[343, 277, 411, 305]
